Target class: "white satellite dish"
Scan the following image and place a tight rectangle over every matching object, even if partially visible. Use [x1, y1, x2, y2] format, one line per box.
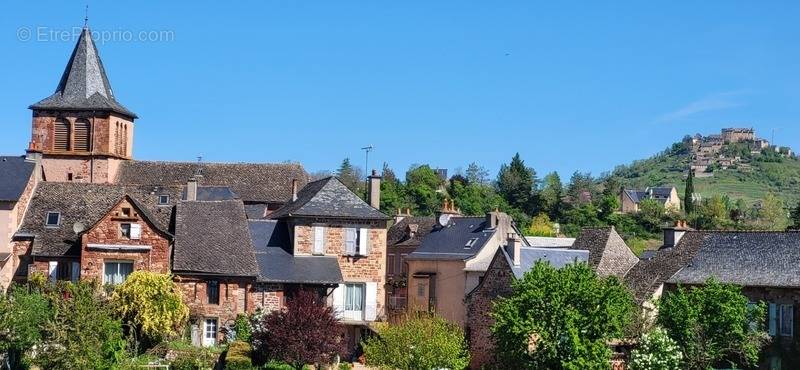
[72, 222, 85, 234]
[438, 213, 451, 227]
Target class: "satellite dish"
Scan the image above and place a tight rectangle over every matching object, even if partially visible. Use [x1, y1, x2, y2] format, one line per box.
[438, 213, 451, 227]
[73, 222, 85, 234]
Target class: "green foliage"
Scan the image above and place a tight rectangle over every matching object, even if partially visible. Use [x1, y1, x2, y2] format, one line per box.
[33, 280, 128, 370]
[527, 213, 556, 236]
[379, 163, 411, 215]
[629, 327, 683, 370]
[111, 271, 189, 345]
[465, 162, 490, 184]
[225, 340, 254, 370]
[657, 279, 769, 370]
[231, 314, 252, 343]
[497, 153, 536, 212]
[362, 314, 470, 370]
[684, 169, 695, 214]
[755, 192, 788, 230]
[789, 202, 800, 230]
[0, 284, 52, 368]
[689, 195, 731, 230]
[337, 362, 353, 370]
[263, 361, 296, 370]
[491, 262, 635, 369]
[597, 194, 620, 221]
[540, 172, 565, 219]
[636, 199, 667, 232]
[170, 346, 220, 370]
[337, 158, 365, 196]
[405, 165, 445, 215]
[566, 171, 597, 205]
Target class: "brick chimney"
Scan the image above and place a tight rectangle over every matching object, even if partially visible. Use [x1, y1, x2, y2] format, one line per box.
[291, 179, 298, 202]
[368, 169, 381, 209]
[505, 233, 521, 266]
[186, 177, 198, 201]
[663, 220, 691, 249]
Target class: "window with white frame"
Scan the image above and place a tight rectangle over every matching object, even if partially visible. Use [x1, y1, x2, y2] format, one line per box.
[313, 225, 325, 255]
[104, 261, 133, 285]
[158, 195, 170, 205]
[344, 227, 369, 256]
[203, 318, 218, 347]
[45, 212, 61, 227]
[344, 283, 365, 319]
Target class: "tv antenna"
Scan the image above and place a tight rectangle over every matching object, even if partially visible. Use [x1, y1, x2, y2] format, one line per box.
[361, 145, 374, 199]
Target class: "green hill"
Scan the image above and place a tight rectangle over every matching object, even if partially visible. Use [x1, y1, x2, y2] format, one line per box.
[611, 140, 800, 206]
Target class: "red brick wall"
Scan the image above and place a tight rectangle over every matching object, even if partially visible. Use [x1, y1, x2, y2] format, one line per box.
[177, 276, 253, 342]
[29, 110, 132, 159]
[79, 198, 170, 282]
[465, 251, 515, 370]
[250, 283, 284, 312]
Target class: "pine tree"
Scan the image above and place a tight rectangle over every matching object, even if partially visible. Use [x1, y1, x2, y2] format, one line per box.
[497, 153, 536, 212]
[684, 169, 695, 214]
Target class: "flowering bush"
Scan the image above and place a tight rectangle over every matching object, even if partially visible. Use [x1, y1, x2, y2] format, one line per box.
[629, 327, 682, 370]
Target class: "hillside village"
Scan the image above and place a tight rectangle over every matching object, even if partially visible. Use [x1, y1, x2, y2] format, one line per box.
[2, 23, 800, 370]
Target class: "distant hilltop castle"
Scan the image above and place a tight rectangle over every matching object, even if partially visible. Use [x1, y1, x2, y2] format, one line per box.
[685, 127, 793, 174]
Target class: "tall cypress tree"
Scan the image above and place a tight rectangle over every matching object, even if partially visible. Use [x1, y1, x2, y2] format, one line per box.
[684, 169, 695, 214]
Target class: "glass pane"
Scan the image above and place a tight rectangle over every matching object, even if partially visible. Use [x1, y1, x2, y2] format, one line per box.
[354, 285, 363, 311]
[119, 263, 133, 283]
[104, 263, 116, 284]
[345, 284, 353, 311]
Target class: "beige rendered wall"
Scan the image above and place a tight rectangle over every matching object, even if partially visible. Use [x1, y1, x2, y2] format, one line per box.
[407, 259, 468, 327]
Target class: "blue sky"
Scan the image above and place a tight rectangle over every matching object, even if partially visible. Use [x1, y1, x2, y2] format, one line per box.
[1, 1, 798, 180]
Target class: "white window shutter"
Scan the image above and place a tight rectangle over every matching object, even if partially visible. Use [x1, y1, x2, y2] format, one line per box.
[365, 282, 378, 321]
[130, 224, 142, 240]
[345, 228, 356, 255]
[313, 226, 324, 254]
[332, 284, 345, 319]
[769, 303, 777, 336]
[359, 228, 369, 256]
[48, 261, 58, 282]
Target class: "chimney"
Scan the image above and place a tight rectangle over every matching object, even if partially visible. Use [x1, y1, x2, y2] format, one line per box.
[186, 177, 198, 201]
[505, 234, 521, 266]
[662, 220, 690, 249]
[395, 208, 411, 223]
[368, 169, 382, 209]
[486, 208, 501, 229]
[291, 179, 298, 202]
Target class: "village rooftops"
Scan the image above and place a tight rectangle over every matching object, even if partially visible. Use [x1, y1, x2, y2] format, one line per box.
[406, 216, 496, 261]
[506, 247, 589, 278]
[524, 236, 576, 248]
[387, 216, 436, 247]
[29, 27, 136, 118]
[116, 160, 308, 204]
[569, 226, 638, 278]
[268, 177, 388, 220]
[248, 219, 343, 284]
[0, 156, 35, 202]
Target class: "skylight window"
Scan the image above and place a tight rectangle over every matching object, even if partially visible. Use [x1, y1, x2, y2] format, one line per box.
[45, 212, 61, 227]
[158, 195, 170, 205]
[465, 238, 479, 248]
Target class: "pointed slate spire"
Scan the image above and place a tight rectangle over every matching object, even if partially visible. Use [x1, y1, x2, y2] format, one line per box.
[30, 27, 137, 118]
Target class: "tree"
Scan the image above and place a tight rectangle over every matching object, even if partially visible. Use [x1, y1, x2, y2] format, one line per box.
[491, 262, 635, 369]
[689, 195, 730, 230]
[566, 171, 596, 205]
[379, 164, 410, 215]
[527, 213, 556, 237]
[337, 158, 364, 195]
[362, 314, 470, 370]
[597, 194, 620, 222]
[540, 172, 564, 219]
[251, 290, 343, 369]
[628, 327, 683, 370]
[789, 203, 800, 230]
[657, 279, 769, 370]
[405, 165, 445, 215]
[497, 153, 536, 212]
[0, 284, 52, 368]
[111, 271, 189, 347]
[465, 162, 490, 185]
[636, 199, 666, 233]
[684, 169, 695, 214]
[755, 192, 788, 230]
[33, 281, 128, 370]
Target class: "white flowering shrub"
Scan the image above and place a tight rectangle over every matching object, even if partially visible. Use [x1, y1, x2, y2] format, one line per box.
[629, 327, 683, 370]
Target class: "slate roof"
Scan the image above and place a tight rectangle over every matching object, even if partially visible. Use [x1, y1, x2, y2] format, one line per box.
[17, 182, 181, 257]
[407, 217, 495, 261]
[29, 27, 136, 118]
[116, 160, 309, 203]
[507, 247, 589, 278]
[269, 177, 388, 220]
[624, 187, 674, 205]
[173, 200, 259, 276]
[668, 231, 800, 288]
[387, 216, 436, 248]
[181, 186, 239, 201]
[570, 227, 638, 278]
[0, 156, 35, 202]
[524, 236, 576, 248]
[248, 220, 343, 284]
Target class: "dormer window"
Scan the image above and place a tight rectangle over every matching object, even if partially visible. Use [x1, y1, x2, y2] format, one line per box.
[158, 195, 170, 205]
[45, 212, 61, 227]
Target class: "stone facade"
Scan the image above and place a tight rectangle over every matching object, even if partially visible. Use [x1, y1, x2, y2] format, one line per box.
[0, 172, 37, 289]
[177, 276, 253, 343]
[465, 251, 515, 369]
[79, 198, 170, 283]
[251, 283, 284, 312]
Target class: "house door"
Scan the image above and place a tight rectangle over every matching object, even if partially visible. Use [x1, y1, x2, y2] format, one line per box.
[203, 318, 218, 347]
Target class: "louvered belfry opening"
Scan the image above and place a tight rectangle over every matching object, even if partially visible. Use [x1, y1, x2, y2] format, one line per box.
[73, 120, 91, 152]
[54, 120, 71, 151]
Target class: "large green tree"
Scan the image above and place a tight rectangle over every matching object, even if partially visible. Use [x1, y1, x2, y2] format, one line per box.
[497, 153, 537, 212]
[379, 163, 410, 215]
[566, 171, 596, 205]
[0, 285, 52, 368]
[684, 169, 695, 214]
[492, 262, 635, 369]
[540, 172, 564, 219]
[336, 158, 364, 195]
[658, 279, 769, 370]
[465, 162, 490, 185]
[405, 165, 445, 215]
[363, 314, 470, 370]
[755, 192, 788, 230]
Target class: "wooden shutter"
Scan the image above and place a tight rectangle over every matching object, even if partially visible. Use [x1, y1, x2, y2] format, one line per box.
[365, 282, 378, 321]
[130, 224, 142, 240]
[769, 303, 777, 336]
[313, 226, 324, 254]
[332, 284, 345, 319]
[54, 120, 70, 151]
[73, 120, 91, 151]
[358, 228, 369, 256]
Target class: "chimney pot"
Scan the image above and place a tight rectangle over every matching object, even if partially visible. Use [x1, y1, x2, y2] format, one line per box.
[367, 172, 382, 209]
[291, 179, 298, 202]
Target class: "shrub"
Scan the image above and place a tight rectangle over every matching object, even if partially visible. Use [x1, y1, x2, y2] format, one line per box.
[362, 313, 469, 370]
[263, 360, 295, 370]
[111, 271, 189, 346]
[170, 346, 218, 370]
[228, 314, 252, 343]
[629, 327, 683, 370]
[225, 340, 254, 370]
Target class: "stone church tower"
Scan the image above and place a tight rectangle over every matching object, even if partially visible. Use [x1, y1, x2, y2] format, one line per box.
[27, 26, 136, 183]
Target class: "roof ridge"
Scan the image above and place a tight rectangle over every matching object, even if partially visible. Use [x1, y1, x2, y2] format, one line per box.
[125, 159, 304, 167]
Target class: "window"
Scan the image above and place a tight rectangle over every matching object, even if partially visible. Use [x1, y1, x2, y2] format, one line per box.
[769, 303, 794, 337]
[45, 212, 61, 227]
[121, 207, 132, 217]
[120, 223, 131, 238]
[207, 280, 220, 305]
[54, 120, 70, 151]
[313, 226, 325, 255]
[73, 120, 91, 151]
[387, 253, 395, 275]
[345, 227, 369, 256]
[345, 283, 365, 313]
[67, 173, 73, 181]
[158, 195, 170, 205]
[104, 261, 133, 285]
[203, 318, 218, 347]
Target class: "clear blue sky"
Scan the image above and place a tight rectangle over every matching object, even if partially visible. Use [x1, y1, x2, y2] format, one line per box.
[2, 1, 798, 180]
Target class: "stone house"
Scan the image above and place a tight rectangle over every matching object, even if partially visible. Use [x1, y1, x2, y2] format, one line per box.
[385, 212, 435, 311]
[0, 156, 37, 289]
[569, 226, 639, 278]
[620, 186, 680, 213]
[405, 207, 526, 328]
[465, 244, 588, 369]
